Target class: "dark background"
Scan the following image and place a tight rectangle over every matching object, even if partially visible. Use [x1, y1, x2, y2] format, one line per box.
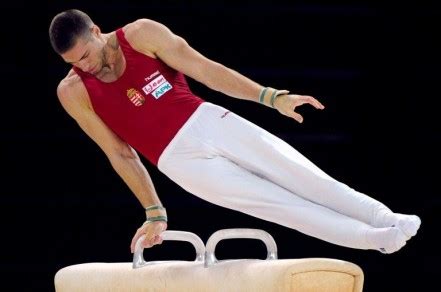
[3, 1, 440, 291]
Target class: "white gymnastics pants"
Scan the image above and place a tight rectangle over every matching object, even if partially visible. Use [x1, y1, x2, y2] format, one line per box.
[158, 102, 392, 250]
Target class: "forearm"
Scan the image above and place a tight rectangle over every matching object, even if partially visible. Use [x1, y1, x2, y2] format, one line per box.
[203, 62, 264, 102]
[108, 152, 162, 208]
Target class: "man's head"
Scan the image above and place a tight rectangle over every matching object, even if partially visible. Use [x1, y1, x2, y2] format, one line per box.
[49, 9, 94, 55]
[49, 9, 106, 74]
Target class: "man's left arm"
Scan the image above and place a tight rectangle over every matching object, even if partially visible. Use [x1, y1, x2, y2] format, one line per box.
[129, 19, 324, 122]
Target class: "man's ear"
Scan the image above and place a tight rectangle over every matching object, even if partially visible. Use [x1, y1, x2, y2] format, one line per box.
[90, 24, 101, 36]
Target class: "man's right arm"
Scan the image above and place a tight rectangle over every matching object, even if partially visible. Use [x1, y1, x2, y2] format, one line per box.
[56, 73, 167, 251]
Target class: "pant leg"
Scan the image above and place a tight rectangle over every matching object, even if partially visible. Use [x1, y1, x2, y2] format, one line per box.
[174, 103, 391, 227]
[161, 147, 378, 250]
[157, 104, 378, 250]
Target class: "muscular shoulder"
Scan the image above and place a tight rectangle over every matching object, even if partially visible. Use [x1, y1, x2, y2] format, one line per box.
[57, 70, 92, 118]
[122, 19, 175, 56]
[123, 18, 162, 39]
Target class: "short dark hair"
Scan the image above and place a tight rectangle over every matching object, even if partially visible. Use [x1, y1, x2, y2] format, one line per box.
[49, 9, 93, 55]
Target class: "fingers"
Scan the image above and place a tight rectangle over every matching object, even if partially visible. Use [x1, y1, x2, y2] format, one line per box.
[296, 95, 325, 110]
[130, 221, 167, 253]
[141, 236, 155, 249]
[277, 103, 303, 123]
[141, 234, 164, 249]
[281, 95, 324, 123]
[287, 111, 304, 123]
[151, 235, 163, 245]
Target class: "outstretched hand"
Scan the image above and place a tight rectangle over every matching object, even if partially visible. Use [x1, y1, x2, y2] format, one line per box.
[273, 94, 325, 123]
[130, 221, 167, 253]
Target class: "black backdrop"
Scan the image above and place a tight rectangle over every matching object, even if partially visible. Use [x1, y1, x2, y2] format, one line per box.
[4, 1, 440, 291]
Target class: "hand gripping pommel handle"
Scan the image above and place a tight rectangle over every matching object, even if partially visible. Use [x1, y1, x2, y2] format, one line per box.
[133, 230, 205, 269]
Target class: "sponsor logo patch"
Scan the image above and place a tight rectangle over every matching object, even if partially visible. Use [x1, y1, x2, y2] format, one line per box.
[152, 82, 172, 99]
[142, 73, 173, 99]
[144, 70, 160, 81]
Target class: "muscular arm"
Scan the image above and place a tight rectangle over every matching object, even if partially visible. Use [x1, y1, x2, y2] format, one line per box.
[127, 19, 264, 102]
[126, 19, 324, 122]
[56, 73, 162, 208]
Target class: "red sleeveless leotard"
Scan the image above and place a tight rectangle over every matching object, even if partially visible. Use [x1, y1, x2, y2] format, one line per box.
[73, 28, 204, 165]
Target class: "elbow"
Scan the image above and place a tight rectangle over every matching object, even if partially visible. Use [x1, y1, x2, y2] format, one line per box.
[120, 145, 139, 160]
[107, 146, 140, 173]
[107, 144, 139, 161]
[203, 62, 227, 91]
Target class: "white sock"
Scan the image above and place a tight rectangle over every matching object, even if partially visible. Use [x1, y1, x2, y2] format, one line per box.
[393, 213, 421, 238]
[374, 209, 421, 239]
[365, 226, 408, 254]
